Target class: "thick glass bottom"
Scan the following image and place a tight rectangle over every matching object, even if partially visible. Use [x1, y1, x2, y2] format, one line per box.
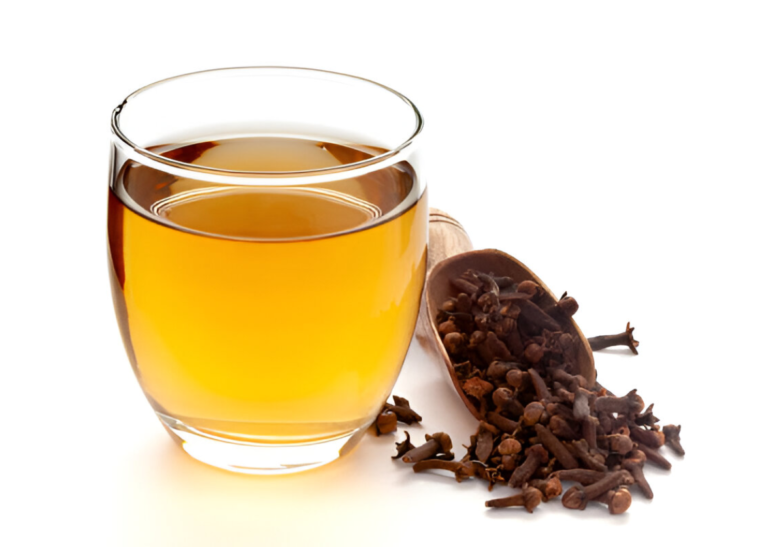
[157, 412, 369, 474]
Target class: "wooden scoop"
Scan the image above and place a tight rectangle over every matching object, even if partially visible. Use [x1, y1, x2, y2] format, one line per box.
[416, 209, 595, 421]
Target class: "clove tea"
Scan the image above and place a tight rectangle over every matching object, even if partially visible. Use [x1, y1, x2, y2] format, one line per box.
[108, 136, 427, 444]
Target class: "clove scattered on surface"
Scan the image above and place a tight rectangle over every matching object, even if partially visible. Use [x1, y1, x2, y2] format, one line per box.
[588, 322, 640, 354]
[375, 409, 397, 436]
[485, 486, 543, 513]
[374, 395, 423, 436]
[392, 431, 415, 460]
[391, 268, 683, 516]
[401, 432, 454, 463]
[662, 424, 685, 456]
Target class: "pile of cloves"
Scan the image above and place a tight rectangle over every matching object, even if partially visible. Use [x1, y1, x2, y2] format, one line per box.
[385, 268, 683, 515]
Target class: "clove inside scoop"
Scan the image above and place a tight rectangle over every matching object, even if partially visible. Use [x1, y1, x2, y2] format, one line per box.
[422, 245, 596, 420]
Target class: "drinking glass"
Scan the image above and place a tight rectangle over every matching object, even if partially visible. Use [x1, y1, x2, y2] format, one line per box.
[107, 67, 426, 474]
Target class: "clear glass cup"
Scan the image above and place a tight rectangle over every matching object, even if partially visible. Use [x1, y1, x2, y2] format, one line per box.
[107, 67, 426, 474]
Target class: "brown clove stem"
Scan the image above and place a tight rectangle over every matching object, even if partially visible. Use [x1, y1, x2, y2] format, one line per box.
[392, 431, 415, 459]
[412, 459, 468, 481]
[662, 424, 685, 456]
[402, 432, 454, 463]
[554, 469, 607, 485]
[474, 422, 498, 463]
[510, 444, 549, 488]
[595, 390, 645, 417]
[517, 299, 562, 335]
[629, 426, 665, 448]
[569, 439, 608, 472]
[485, 486, 543, 512]
[528, 477, 563, 501]
[384, 395, 423, 425]
[535, 424, 579, 469]
[588, 322, 639, 354]
[636, 442, 672, 470]
[486, 411, 519, 433]
[622, 450, 653, 499]
[561, 470, 634, 510]
[450, 278, 481, 295]
[528, 369, 552, 401]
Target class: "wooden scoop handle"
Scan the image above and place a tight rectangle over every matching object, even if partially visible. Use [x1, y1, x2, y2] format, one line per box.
[415, 208, 474, 343]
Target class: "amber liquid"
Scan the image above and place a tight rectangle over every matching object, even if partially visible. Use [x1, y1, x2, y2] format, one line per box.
[108, 136, 427, 443]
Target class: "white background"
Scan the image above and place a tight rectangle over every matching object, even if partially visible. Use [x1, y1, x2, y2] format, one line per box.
[1, 1, 766, 545]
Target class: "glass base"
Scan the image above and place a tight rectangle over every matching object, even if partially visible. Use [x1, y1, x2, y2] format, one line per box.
[158, 413, 369, 474]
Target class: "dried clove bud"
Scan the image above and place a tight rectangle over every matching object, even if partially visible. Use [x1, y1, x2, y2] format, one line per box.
[412, 459, 473, 481]
[468, 330, 486, 349]
[483, 332, 512, 361]
[604, 434, 634, 455]
[498, 437, 522, 456]
[486, 411, 519, 434]
[548, 415, 579, 441]
[544, 293, 579, 325]
[582, 416, 599, 451]
[384, 395, 423, 425]
[477, 291, 500, 311]
[522, 402, 546, 426]
[588, 322, 639, 354]
[510, 444, 549, 488]
[622, 450, 653, 499]
[402, 432, 454, 463]
[554, 469, 607, 485]
[528, 476, 563, 502]
[629, 425, 665, 448]
[524, 343, 544, 364]
[505, 368, 529, 389]
[456, 293, 472, 313]
[550, 368, 588, 392]
[475, 422, 499, 463]
[556, 294, 579, 318]
[487, 361, 517, 382]
[438, 319, 460, 336]
[546, 402, 575, 422]
[492, 387, 518, 415]
[463, 377, 494, 402]
[499, 302, 521, 318]
[568, 439, 607, 472]
[493, 275, 515, 289]
[635, 403, 659, 427]
[528, 369, 552, 401]
[443, 332, 466, 355]
[595, 487, 632, 515]
[516, 280, 540, 297]
[392, 431, 415, 459]
[594, 390, 645, 417]
[535, 423, 579, 469]
[451, 277, 481, 295]
[376, 409, 397, 435]
[517, 299, 562, 335]
[662, 424, 685, 456]
[561, 470, 634, 510]
[440, 298, 457, 312]
[485, 486, 543, 512]
[572, 391, 591, 426]
[636, 442, 672, 470]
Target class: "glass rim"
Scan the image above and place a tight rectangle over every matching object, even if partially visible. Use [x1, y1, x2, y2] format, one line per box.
[111, 66, 423, 181]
